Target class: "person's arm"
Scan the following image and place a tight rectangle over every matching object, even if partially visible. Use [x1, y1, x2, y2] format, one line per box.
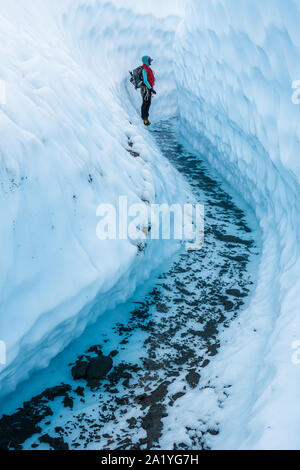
[142, 69, 151, 90]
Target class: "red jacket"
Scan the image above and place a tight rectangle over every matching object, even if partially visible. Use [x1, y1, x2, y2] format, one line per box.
[143, 64, 155, 88]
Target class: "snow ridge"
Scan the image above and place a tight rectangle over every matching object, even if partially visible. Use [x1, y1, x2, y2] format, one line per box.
[174, 0, 300, 450]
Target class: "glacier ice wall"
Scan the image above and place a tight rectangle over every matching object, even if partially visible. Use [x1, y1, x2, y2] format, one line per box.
[0, 0, 189, 399]
[174, 0, 300, 450]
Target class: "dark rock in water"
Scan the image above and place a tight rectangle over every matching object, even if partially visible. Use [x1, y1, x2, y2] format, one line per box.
[215, 232, 253, 247]
[43, 384, 72, 402]
[222, 298, 235, 311]
[135, 381, 169, 410]
[87, 355, 113, 383]
[156, 302, 169, 313]
[71, 361, 88, 381]
[110, 350, 119, 358]
[39, 434, 69, 450]
[63, 395, 74, 409]
[202, 359, 210, 368]
[142, 403, 168, 446]
[74, 386, 85, 397]
[0, 383, 71, 450]
[186, 370, 201, 388]
[55, 427, 64, 434]
[207, 429, 219, 436]
[226, 289, 247, 298]
[169, 391, 185, 407]
[88, 345, 102, 354]
[0, 411, 44, 450]
[127, 417, 137, 429]
[71, 353, 113, 388]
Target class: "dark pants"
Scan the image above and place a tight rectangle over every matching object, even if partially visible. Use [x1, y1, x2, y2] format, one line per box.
[141, 87, 152, 120]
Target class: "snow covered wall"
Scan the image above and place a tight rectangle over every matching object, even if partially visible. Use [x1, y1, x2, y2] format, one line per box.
[174, 0, 300, 450]
[0, 0, 188, 399]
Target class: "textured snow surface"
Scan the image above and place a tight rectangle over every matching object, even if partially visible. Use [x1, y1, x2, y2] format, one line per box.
[1, 0, 300, 450]
[0, 0, 189, 399]
[174, 0, 300, 450]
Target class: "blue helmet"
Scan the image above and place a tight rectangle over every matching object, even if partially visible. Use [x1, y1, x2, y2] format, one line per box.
[142, 56, 153, 66]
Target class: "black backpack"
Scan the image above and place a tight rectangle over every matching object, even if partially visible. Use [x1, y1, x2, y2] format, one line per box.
[129, 66, 144, 89]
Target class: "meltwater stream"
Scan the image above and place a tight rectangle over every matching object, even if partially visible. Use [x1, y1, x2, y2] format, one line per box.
[0, 119, 259, 450]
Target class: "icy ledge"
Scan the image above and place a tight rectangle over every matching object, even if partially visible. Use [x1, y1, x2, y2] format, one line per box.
[173, 0, 300, 450]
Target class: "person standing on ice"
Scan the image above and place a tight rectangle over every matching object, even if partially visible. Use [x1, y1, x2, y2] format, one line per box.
[140, 56, 156, 126]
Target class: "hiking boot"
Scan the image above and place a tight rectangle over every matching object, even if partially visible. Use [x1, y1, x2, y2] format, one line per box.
[144, 120, 151, 126]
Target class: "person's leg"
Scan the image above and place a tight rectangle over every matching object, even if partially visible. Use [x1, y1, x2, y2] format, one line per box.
[145, 93, 152, 121]
[141, 96, 147, 120]
[141, 89, 151, 122]
[141, 87, 147, 120]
